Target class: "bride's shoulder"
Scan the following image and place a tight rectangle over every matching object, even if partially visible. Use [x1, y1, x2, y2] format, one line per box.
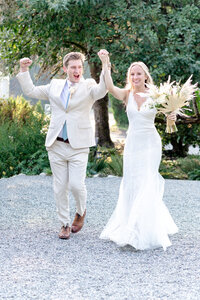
[124, 89, 132, 104]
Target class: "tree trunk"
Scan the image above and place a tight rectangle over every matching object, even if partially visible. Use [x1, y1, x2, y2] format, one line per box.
[170, 136, 189, 157]
[89, 62, 114, 147]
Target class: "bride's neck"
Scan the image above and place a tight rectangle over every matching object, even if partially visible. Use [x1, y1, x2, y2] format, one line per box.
[133, 86, 146, 94]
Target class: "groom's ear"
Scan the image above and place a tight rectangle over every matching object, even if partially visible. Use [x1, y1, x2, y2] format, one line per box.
[63, 65, 67, 73]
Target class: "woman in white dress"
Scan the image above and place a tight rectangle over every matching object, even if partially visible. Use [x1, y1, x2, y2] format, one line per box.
[98, 50, 178, 251]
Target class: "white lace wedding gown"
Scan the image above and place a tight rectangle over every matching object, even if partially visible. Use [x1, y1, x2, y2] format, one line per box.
[100, 93, 178, 250]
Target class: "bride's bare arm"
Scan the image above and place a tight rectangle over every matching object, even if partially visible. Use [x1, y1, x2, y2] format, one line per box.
[98, 50, 128, 102]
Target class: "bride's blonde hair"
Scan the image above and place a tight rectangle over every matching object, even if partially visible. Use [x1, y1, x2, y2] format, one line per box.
[125, 61, 153, 90]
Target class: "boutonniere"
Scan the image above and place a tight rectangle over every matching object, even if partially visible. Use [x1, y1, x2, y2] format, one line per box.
[69, 86, 77, 97]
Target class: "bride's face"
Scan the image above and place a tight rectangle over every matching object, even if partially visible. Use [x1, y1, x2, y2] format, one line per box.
[130, 65, 147, 89]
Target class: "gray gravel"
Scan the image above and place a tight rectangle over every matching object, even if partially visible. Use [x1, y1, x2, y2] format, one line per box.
[0, 174, 200, 300]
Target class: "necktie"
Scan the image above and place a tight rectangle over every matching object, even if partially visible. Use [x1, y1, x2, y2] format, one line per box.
[62, 86, 71, 140]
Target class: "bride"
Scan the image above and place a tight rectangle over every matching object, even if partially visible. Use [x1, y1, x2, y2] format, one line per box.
[98, 50, 178, 251]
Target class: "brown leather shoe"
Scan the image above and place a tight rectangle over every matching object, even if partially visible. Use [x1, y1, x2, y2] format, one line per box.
[71, 210, 86, 233]
[58, 226, 71, 239]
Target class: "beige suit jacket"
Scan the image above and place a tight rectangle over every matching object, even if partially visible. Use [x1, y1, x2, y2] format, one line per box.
[17, 71, 107, 149]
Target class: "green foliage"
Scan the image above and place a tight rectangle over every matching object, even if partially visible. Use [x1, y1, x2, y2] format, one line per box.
[87, 147, 106, 176]
[0, 97, 50, 178]
[155, 92, 200, 157]
[106, 153, 123, 177]
[0, 99, 199, 181]
[16, 149, 51, 175]
[159, 155, 200, 180]
[176, 155, 200, 180]
[87, 146, 123, 177]
[177, 156, 200, 173]
[0, 0, 127, 74]
[159, 3, 200, 83]
[109, 94, 128, 128]
[87, 147, 199, 180]
[188, 169, 200, 180]
[1, 0, 200, 150]
[159, 159, 187, 179]
[0, 0, 200, 174]
[195, 90, 200, 111]
[0, 0, 199, 83]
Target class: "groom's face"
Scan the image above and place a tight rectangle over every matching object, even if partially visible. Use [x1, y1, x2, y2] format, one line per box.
[63, 59, 83, 83]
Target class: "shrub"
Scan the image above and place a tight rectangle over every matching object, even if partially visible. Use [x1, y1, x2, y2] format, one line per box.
[188, 169, 200, 180]
[16, 149, 51, 175]
[159, 155, 200, 180]
[177, 156, 200, 174]
[87, 146, 123, 177]
[87, 147, 200, 180]
[0, 96, 50, 178]
[105, 154, 123, 176]
[159, 159, 188, 179]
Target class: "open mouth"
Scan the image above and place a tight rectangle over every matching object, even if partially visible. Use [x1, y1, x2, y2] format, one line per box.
[74, 75, 80, 79]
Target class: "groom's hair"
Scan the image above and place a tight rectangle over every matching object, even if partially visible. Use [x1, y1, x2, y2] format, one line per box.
[63, 52, 85, 67]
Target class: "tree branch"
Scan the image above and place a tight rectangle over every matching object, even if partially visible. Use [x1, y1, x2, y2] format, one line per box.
[155, 115, 200, 125]
[192, 98, 199, 118]
[177, 116, 200, 125]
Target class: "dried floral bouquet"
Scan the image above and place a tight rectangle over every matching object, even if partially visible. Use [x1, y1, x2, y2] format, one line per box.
[139, 76, 198, 133]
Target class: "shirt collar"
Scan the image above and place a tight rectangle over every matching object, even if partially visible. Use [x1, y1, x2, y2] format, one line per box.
[66, 77, 85, 87]
[67, 80, 75, 88]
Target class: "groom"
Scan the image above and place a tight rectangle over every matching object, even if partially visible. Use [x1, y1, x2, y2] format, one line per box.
[17, 51, 107, 239]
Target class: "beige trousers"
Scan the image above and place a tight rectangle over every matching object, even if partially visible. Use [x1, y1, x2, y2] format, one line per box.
[47, 140, 89, 226]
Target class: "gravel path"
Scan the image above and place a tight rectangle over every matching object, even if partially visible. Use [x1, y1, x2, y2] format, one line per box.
[0, 175, 200, 300]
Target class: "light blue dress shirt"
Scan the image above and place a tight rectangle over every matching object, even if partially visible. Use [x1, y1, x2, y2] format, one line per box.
[58, 80, 71, 140]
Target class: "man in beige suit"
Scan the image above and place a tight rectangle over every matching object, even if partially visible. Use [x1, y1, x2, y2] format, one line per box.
[17, 51, 107, 239]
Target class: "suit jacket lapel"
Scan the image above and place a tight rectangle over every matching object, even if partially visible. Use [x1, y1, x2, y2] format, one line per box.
[67, 78, 85, 110]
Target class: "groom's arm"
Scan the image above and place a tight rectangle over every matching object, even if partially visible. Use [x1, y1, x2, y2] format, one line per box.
[89, 72, 107, 101]
[88, 51, 108, 101]
[16, 57, 50, 100]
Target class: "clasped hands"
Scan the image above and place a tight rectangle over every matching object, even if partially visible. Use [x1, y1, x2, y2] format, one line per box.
[98, 49, 110, 68]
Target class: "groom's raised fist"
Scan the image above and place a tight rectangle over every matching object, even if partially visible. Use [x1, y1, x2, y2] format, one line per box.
[20, 57, 33, 72]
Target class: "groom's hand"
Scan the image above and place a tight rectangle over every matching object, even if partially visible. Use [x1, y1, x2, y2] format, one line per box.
[20, 57, 33, 72]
